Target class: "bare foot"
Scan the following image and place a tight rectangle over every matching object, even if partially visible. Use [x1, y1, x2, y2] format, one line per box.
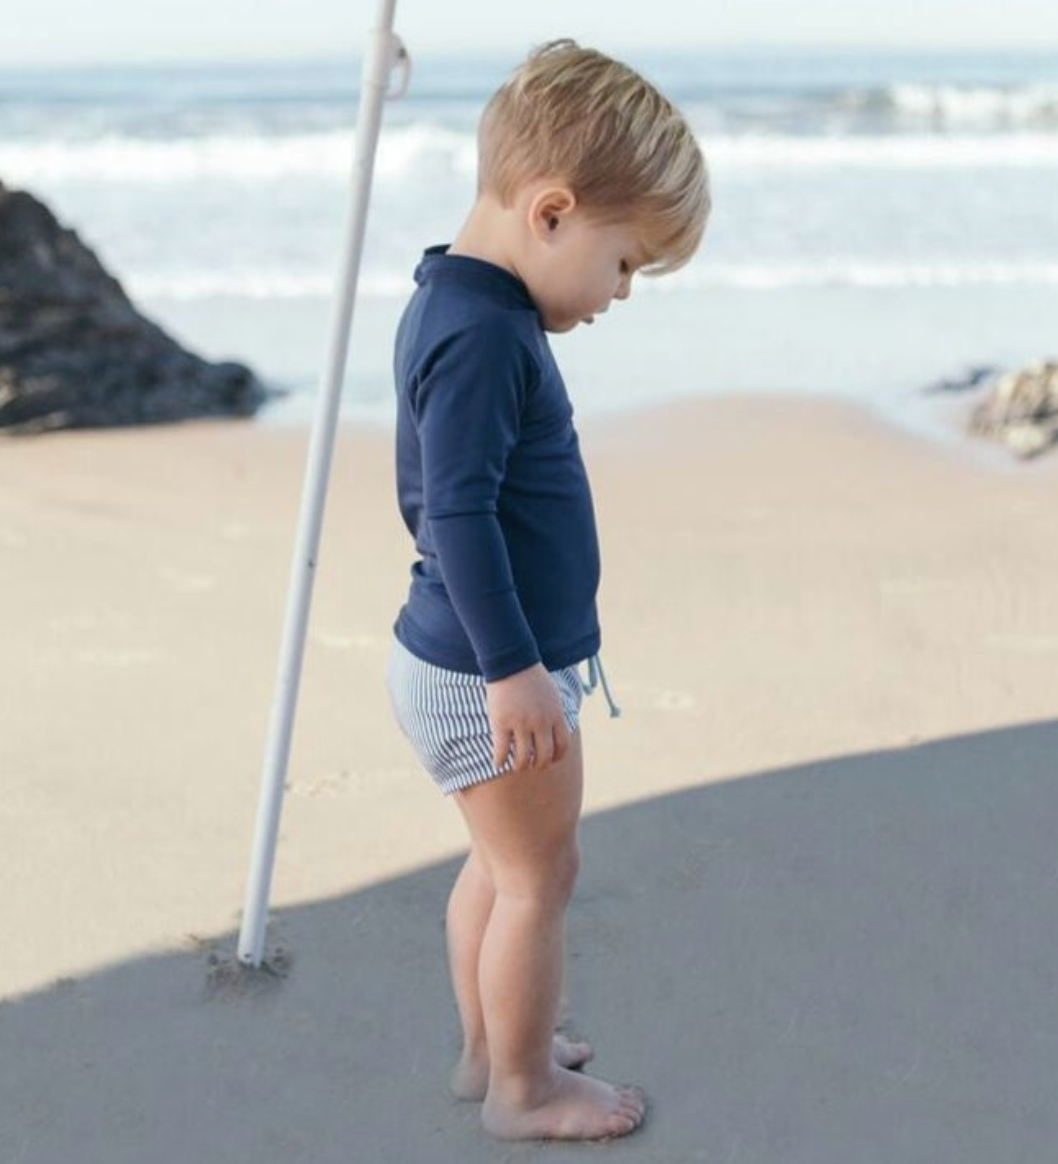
[481, 1067, 647, 1141]
[450, 1033, 594, 1102]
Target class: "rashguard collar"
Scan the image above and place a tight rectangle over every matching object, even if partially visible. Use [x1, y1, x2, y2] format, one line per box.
[414, 245, 536, 311]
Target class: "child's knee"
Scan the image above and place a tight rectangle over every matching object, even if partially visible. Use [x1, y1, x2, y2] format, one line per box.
[495, 837, 579, 907]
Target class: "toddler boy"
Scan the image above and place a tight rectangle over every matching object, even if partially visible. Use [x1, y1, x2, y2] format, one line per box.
[387, 39, 709, 1141]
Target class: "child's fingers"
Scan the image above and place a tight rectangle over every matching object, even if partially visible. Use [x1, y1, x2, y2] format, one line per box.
[510, 728, 534, 772]
[494, 725, 531, 772]
[492, 729, 512, 771]
[532, 727, 555, 769]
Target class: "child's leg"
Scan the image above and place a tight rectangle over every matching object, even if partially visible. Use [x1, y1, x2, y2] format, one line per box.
[446, 849, 594, 1101]
[452, 733, 645, 1141]
[446, 848, 493, 1094]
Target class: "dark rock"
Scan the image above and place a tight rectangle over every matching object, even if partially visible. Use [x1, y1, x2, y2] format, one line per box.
[922, 365, 998, 394]
[0, 179, 279, 434]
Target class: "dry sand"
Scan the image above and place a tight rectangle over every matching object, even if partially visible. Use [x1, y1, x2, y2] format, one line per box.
[2, 397, 1057, 1162]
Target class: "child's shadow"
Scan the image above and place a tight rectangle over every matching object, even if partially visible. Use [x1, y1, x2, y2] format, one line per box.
[3, 719, 1057, 1164]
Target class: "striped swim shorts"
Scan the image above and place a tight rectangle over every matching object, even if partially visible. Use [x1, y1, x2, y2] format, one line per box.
[385, 637, 584, 795]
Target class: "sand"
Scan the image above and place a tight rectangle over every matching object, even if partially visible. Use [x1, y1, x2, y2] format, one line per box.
[2, 396, 1057, 1162]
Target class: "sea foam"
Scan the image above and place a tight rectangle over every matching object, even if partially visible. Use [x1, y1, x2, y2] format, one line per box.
[3, 123, 1057, 187]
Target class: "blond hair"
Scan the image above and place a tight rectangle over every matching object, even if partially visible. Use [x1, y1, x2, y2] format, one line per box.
[477, 39, 710, 274]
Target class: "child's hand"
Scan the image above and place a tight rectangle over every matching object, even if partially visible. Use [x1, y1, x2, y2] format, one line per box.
[486, 664, 571, 772]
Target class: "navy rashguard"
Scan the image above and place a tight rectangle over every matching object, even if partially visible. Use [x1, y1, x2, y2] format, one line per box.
[393, 247, 602, 682]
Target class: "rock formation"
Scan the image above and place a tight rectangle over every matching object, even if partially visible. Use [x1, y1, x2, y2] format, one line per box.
[0, 180, 275, 434]
[968, 360, 1058, 460]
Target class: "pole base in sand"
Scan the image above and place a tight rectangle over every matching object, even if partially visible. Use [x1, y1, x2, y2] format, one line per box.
[205, 944, 294, 1000]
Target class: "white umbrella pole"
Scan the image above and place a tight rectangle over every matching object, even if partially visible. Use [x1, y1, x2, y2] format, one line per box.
[237, 0, 407, 968]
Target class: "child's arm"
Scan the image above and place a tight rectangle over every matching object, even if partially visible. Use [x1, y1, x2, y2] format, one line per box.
[430, 509, 572, 771]
[413, 321, 570, 770]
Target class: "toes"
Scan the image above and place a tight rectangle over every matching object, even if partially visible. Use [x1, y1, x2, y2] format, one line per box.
[605, 1116, 638, 1139]
[599, 1108, 644, 1141]
[590, 1084, 646, 1140]
[615, 1085, 647, 1124]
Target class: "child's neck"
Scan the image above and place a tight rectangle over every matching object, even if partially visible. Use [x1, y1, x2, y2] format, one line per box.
[448, 195, 524, 281]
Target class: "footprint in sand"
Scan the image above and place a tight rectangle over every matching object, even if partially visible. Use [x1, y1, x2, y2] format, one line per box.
[286, 770, 351, 797]
[310, 630, 380, 651]
[158, 566, 216, 593]
[653, 690, 697, 712]
[286, 766, 413, 796]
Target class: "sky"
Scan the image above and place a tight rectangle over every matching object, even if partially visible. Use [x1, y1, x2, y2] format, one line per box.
[2, 0, 1056, 66]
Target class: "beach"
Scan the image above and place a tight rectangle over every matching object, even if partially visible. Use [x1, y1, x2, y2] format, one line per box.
[2, 398, 1057, 1161]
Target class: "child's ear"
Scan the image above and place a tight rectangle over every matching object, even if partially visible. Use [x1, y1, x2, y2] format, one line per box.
[528, 186, 577, 240]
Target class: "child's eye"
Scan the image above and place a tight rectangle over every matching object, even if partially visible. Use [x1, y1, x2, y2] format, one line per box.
[619, 260, 630, 275]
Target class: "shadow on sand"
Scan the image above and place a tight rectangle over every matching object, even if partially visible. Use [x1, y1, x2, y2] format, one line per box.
[3, 720, 1057, 1164]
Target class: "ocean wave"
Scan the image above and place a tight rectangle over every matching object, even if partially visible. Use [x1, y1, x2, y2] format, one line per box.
[0, 124, 477, 185]
[2, 123, 1056, 185]
[129, 260, 1058, 302]
[710, 132, 1058, 168]
[885, 82, 1058, 127]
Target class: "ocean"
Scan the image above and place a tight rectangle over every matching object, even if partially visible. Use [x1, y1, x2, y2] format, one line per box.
[1, 48, 1056, 439]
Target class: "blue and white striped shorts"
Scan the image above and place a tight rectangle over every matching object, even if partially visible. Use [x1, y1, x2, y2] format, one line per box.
[385, 638, 584, 795]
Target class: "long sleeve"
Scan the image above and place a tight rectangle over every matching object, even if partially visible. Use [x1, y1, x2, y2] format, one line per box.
[412, 321, 541, 680]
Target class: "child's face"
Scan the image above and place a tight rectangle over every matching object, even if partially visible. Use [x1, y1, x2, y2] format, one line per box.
[525, 212, 648, 334]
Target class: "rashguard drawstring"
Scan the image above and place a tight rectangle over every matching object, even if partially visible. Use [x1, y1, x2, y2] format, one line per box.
[581, 654, 621, 718]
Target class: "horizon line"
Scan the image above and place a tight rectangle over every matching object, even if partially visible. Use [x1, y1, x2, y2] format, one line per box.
[2, 41, 1057, 72]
